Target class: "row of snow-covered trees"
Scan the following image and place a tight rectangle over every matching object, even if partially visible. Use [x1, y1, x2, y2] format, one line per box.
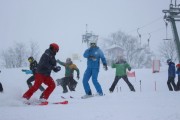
[0, 31, 177, 69]
[0, 41, 40, 68]
[100, 30, 177, 68]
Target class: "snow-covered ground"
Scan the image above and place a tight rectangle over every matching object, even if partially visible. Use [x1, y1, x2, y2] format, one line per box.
[0, 60, 180, 120]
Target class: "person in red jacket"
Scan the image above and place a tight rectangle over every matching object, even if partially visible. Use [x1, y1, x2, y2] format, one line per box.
[22, 43, 61, 102]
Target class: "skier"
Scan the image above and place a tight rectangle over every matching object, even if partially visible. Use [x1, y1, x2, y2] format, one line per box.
[81, 40, 108, 98]
[56, 58, 80, 93]
[24, 57, 45, 92]
[176, 64, 180, 91]
[167, 59, 176, 91]
[0, 70, 3, 92]
[22, 43, 61, 103]
[109, 58, 135, 92]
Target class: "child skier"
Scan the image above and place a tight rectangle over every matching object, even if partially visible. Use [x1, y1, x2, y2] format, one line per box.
[56, 58, 80, 93]
[22, 57, 45, 96]
[109, 58, 135, 92]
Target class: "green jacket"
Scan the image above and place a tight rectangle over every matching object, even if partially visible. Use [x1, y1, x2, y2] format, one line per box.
[57, 60, 80, 77]
[112, 62, 131, 76]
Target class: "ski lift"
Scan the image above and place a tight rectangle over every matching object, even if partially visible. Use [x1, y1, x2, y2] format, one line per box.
[137, 28, 142, 45]
[163, 19, 171, 40]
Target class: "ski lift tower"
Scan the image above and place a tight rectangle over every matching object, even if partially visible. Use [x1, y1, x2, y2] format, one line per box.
[163, 0, 180, 62]
[82, 24, 98, 47]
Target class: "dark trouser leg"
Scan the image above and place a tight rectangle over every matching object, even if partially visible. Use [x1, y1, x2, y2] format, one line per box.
[0, 82, 3, 92]
[27, 76, 34, 88]
[167, 77, 176, 91]
[61, 77, 69, 93]
[68, 77, 77, 91]
[122, 75, 135, 91]
[39, 85, 45, 92]
[27, 75, 45, 92]
[109, 76, 121, 92]
[177, 76, 180, 90]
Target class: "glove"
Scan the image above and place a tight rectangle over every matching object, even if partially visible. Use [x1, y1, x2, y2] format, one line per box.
[128, 67, 131, 71]
[103, 64, 108, 71]
[53, 66, 61, 72]
[22, 69, 28, 72]
[77, 74, 80, 80]
[56, 59, 60, 63]
[25, 70, 33, 74]
[89, 55, 96, 61]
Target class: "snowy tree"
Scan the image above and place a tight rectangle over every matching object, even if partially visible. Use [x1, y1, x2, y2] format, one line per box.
[101, 30, 154, 68]
[1, 41, 41, 68]
[0, 42, 33, 68]
[29, 41, 40, 61]
[159, 40, 178, 62]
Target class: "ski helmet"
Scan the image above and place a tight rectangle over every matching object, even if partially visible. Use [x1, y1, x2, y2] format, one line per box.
[50, 43, 59, 52]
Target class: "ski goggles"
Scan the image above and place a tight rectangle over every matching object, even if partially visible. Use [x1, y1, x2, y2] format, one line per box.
[28, 59, 33, 63]
[90, 43, 96, 46]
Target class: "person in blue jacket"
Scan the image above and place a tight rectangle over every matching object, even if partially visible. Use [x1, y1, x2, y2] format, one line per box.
[81, 40, 108, 98]
[167, 59, 176, 91]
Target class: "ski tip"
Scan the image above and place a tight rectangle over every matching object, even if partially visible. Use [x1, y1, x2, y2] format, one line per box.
[53, 100, 68, 105]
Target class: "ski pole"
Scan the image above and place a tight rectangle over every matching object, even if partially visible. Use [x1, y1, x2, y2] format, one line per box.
[140, 80, 141, 92]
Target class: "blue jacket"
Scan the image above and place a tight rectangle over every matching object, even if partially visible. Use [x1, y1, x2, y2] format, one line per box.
[176, 67, 180, 76]
[168, 62, 176, 78]
[83, 46, 107, 69]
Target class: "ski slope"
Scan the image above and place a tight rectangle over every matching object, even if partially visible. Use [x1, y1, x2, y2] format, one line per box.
[0, 60, 180, 120]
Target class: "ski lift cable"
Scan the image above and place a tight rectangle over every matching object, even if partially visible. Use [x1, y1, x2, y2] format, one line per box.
[127, 16, 163, 34]
[141, 27, 164, 36]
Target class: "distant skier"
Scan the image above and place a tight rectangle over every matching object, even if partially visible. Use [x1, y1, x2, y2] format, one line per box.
[22, 43, 61, 103]
[167, 59, 176, 91]
[22, 57, 45, 97]
[56, 58, 80, 93]
[81, 40, 108, 98]
[176, 63, 180, 91]
[109, 57, 135, 92]
[0, 70, 3, 93]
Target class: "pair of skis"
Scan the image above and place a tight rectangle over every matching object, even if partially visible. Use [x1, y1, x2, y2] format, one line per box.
[26, 100, 68, 106]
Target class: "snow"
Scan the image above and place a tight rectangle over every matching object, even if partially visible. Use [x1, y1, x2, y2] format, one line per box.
[0, 61, 180, 120]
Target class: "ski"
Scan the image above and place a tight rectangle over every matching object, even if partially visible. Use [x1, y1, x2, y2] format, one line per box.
[25, 100, 68, 106]
[81, 95, 94, 99]
[81, 94, 105, 99]
[61, 96, 74, 99]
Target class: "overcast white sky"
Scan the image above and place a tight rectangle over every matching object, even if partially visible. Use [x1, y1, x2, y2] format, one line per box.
[0, 0, 179, 60]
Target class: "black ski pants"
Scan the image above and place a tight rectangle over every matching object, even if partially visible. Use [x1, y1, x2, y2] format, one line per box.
[167, 76, 176, 91]
[0, 82, 3, 92]
[109, 75, 135, 92]
[176, 76, 180, 91]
